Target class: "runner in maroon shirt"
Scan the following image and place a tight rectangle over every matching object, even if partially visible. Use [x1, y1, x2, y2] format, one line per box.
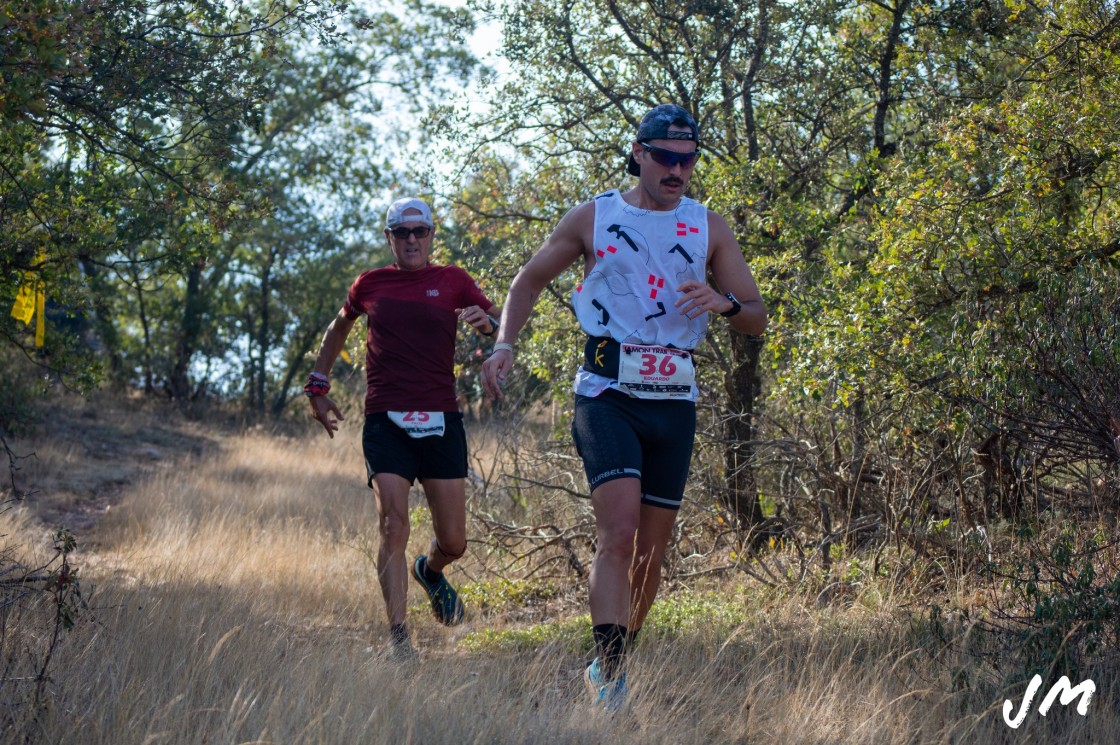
[306, 197, 500, 659]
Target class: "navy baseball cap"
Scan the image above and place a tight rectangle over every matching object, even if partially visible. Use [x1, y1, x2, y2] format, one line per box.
[627, 104, 700, 176]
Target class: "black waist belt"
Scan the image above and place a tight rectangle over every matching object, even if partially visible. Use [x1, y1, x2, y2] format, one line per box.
[582, 336, 693, 379]
[583, 336, 622, 378]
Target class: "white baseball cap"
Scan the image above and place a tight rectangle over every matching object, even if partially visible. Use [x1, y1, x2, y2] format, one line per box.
[386, 197, 434, 228]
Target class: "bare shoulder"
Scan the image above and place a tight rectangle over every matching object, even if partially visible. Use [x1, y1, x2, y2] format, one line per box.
[703, 207, 763, 307]
[555, 200, 596, 242]
[704, 208, 740, 263]
[706, 208, 735, 242]
[515, 199, 597, 283]
[541, 199, 596, 259]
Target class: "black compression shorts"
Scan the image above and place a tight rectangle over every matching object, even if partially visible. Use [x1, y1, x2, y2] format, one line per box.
[571, 389, 696, 510]
[362, 412, 467, 485]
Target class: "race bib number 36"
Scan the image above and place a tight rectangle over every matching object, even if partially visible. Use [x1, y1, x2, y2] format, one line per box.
[618, 344, 695, 399]
[387, 411, 446, 438]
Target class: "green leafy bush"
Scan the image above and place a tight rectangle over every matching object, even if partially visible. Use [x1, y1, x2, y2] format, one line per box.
[1002, 523, 1120, 676]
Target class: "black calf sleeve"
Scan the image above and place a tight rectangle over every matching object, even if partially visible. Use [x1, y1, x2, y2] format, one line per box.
[593, 623, 629, 679]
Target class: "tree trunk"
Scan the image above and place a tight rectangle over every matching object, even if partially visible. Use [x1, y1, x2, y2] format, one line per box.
[79, 257, 124, 385]
[722, 332, 766, 528]
[253, 256, 272, 417]
[167, 261, 206, 401]
[124, 261, 156, 394]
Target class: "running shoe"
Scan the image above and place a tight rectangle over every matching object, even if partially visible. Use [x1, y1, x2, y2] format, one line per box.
[585, 657, 629, 711]
[386, 636, 419, 663]
[385, 625, 418, 663]
[411, 555, 465, 626]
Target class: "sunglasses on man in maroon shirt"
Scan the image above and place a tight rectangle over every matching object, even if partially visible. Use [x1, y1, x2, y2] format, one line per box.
[390, 226, 431, 239]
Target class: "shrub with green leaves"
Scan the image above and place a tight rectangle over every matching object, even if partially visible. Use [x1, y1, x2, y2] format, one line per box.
[1003, 523, 1120, 677]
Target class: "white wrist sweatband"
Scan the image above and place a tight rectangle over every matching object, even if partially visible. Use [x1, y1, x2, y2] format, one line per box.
[492, 342, 514, 354]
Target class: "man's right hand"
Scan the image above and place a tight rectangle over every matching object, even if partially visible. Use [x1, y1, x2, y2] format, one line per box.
[481, 349, 512, 400]
[309, 395, 345, 438]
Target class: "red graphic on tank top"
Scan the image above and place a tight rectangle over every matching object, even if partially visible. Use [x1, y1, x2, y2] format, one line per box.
[596, 245, 619, 259]
[648, 274, 665, 299]
[676, 222, 700, 236]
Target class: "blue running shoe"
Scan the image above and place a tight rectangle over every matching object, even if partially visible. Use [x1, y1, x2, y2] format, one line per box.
[585, 657, 629, 711]
[411, 556, 465, 626]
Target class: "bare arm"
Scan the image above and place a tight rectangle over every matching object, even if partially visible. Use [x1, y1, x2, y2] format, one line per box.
[481, 203, 592, 399]
[675, 211, 767, 335]
[308, 309, 358, 438]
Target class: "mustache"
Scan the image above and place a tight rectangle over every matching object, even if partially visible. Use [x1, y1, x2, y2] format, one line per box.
[661, 177, 684, 186]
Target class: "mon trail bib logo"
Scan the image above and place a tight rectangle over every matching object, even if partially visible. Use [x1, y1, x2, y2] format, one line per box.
[1002, 675, 1095, 729]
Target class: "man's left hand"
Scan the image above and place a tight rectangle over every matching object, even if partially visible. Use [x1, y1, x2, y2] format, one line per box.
[457, 306, 495, 335]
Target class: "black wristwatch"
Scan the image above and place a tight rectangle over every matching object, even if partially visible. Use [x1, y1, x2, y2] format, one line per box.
[719, 292, 742, 318]
[481, 314, 500, 336]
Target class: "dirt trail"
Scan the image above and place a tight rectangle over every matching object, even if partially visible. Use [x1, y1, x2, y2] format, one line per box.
[5, 393, 225, 537]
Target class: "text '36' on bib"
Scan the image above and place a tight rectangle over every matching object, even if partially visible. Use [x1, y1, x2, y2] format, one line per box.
[387, 411, 446, 438]
[617, 344, 695, 399]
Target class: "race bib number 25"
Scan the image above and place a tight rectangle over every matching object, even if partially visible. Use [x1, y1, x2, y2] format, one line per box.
[387, 411, 446, 438]
[617, 344, 695, 399]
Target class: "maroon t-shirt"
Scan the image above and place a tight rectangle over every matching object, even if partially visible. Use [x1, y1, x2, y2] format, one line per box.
[343, 263, 492, 415]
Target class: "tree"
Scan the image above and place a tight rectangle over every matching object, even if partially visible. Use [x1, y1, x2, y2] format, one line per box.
[443, 0, 1036, 538]
[165, 0, 484, 414]
[845, 0, 1120, 515]
[2, 0, 486, 419]
[1, 0, 350, 411]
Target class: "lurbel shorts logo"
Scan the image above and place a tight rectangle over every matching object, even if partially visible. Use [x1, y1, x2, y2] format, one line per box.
[427, 289, 439, 297]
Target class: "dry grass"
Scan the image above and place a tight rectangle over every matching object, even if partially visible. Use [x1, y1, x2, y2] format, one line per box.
[1, 394, 1116, 743]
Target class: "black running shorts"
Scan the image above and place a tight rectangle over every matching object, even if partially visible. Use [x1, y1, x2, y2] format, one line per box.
[571, 389, 696, 510]
[362, 412, 468, 485]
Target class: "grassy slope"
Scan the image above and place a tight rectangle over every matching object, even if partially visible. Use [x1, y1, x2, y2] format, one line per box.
[0, 393, 1114, 744]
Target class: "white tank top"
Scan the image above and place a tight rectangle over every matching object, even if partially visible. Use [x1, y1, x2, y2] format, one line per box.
[572, 190, 710, 399]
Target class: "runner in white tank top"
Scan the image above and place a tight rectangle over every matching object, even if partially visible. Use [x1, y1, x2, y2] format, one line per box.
[481, 105, 768, 706]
